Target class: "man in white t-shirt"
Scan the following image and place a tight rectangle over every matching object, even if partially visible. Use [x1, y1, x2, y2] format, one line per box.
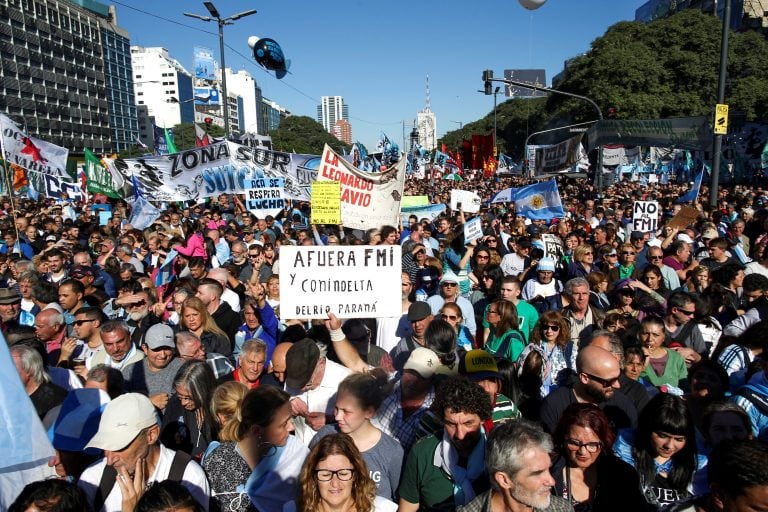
[78, 393, 210, 512]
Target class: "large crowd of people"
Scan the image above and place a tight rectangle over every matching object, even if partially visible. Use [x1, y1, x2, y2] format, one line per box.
[4, 171, 768, 512]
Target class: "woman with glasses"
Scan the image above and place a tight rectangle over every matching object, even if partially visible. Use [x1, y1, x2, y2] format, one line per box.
[530, 311, 575, 392]
[608, 243, 641, 285]
[204, 386, 308, 512]
[440, 302, 474, 351]
[309, 371, 403, 502]
[161, 360, 218, 460]
[614, 393, 704, 510]
[484, 299, 526, 362]
[638, 316, 688, 390]
[288, 433, 398, 512]
[567, 244, 601, 280]
[468, 245, 492, 292]
[551, 403, 645, 512]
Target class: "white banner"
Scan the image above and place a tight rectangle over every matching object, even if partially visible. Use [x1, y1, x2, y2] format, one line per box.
[534, 134, 583, 175]
[43, 174, 84, 202]
[316, 145, 406, 230]
[632, 201, 659, 233]
[106, 141, 311, 202]
[0, 113, 69, 176]
[245, 177, 285, 218]
[450, 189, 481, 213]
[279, 245, 402, 319]
[464, 217, 483, 243]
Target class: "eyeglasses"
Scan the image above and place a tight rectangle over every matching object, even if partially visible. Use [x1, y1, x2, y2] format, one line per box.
[582, 252, 593, 256]
[606, 253, 618, 257]
[583, 372, 620, 388]
[314, 468, 355, 482]
[441, 314, 459, 321]
[488, 309, 499, 315]
[125, 300, 147, 309]
[649, 256, 663, 260]
[565, 438, 603, 453]
[542, 324, 560, 332]
[676, 307, 696, 316]
[476, 254, 489, 260]
[74, 319, 96, 326]
[176, 392, 194, 403]
[441, 282, 457, 287]
[621, 251, 636, 256]
[248, 254, 260, 259]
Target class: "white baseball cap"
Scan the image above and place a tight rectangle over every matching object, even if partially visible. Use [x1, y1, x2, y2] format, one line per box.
[404, 347, 439, 379]
[85, 393, 158, 451]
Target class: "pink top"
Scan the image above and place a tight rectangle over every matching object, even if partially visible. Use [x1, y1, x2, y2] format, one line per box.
[173, 232, 207, 259]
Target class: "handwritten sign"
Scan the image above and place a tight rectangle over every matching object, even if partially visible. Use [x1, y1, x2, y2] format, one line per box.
[279, 245, 402, 319]
[464, 217, 483, 244]
[541, 233, 563, 260]
[311, 181, 341, 225]
[632, 201, 659, 233]
[245, 177, 284, 218]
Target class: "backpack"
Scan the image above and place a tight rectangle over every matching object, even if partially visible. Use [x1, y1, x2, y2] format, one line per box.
[93, 450, 192, 512]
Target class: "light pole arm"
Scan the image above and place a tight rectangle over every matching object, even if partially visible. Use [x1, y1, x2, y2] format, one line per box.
[491, 78, 603, 120]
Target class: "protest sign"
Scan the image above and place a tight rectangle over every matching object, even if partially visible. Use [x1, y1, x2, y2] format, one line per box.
[450, 189, 481, 213]
[311, 181, 341, 225]
[42, 174, 84, 202]
[667, 206, 701, 229]
[316, 145, 405, 230]
[279, 245, 402, 319]
[632, 201, 659, 232]
[541, 234, 564, 260]
[401, 195, 430, 208]
[464, 217, 483, 244]
[244, 177, 285, 218]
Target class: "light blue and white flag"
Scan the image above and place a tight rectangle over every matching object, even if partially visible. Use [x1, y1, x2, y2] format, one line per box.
[155, 249, 178, 287]
[401, 204, 446, 222]
[675, 164, 707, 204]
[513, 179, 565, 220]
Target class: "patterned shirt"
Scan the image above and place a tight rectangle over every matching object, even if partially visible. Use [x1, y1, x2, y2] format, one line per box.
[372, 383, 435, 454]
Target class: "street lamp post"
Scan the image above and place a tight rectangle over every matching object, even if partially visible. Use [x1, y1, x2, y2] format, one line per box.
[183, 2, 257, 138]
[493, 86, 500, 157]
[709, 0, 732, 208]
[483, 73, 604, 196]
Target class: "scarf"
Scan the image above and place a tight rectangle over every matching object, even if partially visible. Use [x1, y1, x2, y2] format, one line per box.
[434, 427, 486, 506]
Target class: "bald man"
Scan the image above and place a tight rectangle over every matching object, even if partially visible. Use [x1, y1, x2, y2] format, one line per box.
[588, 330, 649, 412]
[540, 344, 638, 433]
[260, 341, 291, 388]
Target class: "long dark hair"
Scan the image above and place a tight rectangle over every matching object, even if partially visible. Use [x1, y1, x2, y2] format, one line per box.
[633, 393, 697, 491]
[481, 264, 504, 300]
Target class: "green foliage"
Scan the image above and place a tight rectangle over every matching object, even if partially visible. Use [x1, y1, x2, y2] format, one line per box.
[269, 116, 351, 155]
[440, 10, 768, 159]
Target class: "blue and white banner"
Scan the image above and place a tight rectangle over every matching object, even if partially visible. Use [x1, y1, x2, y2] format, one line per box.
[491, 180, 564, 220]
[401, 203, 446, 222]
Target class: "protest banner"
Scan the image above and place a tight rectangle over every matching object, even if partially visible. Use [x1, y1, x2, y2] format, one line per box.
[106, 141, 313, 202]
[244, 177, 285, 218]
[0, 113, 69, 176]
[450, 189, 481, 213]
[534, 134, 583, 175]
[42, 173, 85, 202]
[464, 217, 483, 244]
[316, 144, 406, 230]
[401, 195, 430, 208]
[541, 233, 564, 260]
[632, 200, 659, 232]
[311, 181, 341, 225]
[279, 245, 402, 319]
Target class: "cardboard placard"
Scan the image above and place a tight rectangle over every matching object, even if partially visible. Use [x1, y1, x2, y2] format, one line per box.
[632, 201, 659, 233]
[464, 217, 483, 244]
[667, 206, 700, 229]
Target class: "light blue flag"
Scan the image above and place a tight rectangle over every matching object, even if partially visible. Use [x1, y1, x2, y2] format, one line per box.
[401, 204, 446, 222]
[155, 249, 178, 287]
[0, 331, 56, 508]
[675, 164, 706, 204]
[513, 179, 565, 220]
[128, 195, 162, 230]
[490, 187, 515, 203]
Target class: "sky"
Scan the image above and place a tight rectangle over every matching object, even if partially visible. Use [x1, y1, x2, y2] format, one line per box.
[114, 0, 640, 150]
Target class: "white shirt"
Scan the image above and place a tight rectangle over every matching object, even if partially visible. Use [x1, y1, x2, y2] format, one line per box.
[79, 445, 211, 512]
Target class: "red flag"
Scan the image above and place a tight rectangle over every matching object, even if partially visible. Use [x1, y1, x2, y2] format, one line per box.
[195, 124, 211, 147]
[20, 137, 47, 164]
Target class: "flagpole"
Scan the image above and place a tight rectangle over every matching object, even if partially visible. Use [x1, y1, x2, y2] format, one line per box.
[0, 133, 22, 244]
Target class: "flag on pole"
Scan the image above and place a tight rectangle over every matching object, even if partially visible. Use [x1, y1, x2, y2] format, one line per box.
[84, 148, 121, 198]
[0, 113, 69, 176]
[164, 128, 178, 154]
[676, 164, 706, 204]
[154, 249, 178, 287]
[134, 134, 148, 149]
[491, 179, 564, 220]
[194, 124, 211, 147]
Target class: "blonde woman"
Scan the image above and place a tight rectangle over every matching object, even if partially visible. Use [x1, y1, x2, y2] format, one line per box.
[181, 297, 231, 357]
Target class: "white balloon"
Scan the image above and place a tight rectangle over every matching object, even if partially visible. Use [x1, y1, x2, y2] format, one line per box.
[247, 36, 261, 49]
[518, 0, 547, 10]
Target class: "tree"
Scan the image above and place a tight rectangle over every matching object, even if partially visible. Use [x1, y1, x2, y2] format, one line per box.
[269, 116, 351, 155]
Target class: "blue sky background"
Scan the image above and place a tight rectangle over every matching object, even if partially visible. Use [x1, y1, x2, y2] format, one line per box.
[114, 0, 639, 149]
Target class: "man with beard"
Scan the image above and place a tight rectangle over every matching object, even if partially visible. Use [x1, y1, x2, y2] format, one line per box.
[120, 289, 162, 347]
[458, 419, 573, 512]
[399, 376, 492, 511]
[44, 248, 68, 285]
[228, 240, 253, 283]
[373, 347, 438, 454]
[58, 279, 86, 334]
[195, 278, 240, 345]
[540, 345, 637, 434]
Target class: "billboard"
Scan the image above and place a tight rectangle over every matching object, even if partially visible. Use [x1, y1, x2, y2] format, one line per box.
[503, 69, 546, 98]
[193, 46, 216, 81]
[194, 87, 220, 106]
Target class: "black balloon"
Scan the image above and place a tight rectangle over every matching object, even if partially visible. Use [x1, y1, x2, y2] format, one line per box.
[250, 37, 289, 78]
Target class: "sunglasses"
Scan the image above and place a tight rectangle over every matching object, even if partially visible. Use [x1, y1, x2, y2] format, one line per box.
[74, 319, 96, 326]
[476, 254, 489, 260]
[621, 251, 636, 256]
[676, 307, 696, 316]
[583, 372, 620, 388]
[441, 282, 457, 287]
[649, 255, 663, 260]
[542, 324, 560, 332]
[441, 314, 459, 321]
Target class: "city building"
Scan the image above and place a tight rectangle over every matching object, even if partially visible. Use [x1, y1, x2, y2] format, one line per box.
[635, 0, 768, 32]
[317, 95, 348, 133]
[333, 119, 352, 144]
[0, 0, 139, 154]
[261, 97, 290, 133]
[416, 76, 437, 151]
[225, 68, 263, 135]
[131, 46, 193, 147]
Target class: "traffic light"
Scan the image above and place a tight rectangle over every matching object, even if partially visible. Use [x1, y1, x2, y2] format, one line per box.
[482, 69, 493, 95]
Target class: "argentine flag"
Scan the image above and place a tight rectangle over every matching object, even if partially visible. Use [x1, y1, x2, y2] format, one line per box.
[492, 180, 564, 220]
[675, 164, 707, 204]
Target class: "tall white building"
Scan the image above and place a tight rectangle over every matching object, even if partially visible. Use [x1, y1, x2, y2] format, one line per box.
[131, 46, 194, 144]
[225, 69, 263, 135]
[416, 76, 437, 151]
[317, 96, 348, 133]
